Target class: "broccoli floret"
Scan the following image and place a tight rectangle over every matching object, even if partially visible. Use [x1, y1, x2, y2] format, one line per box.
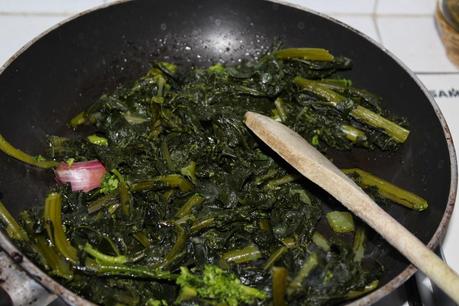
[176, 265, 266, 305]
[99, 173, 119, 194]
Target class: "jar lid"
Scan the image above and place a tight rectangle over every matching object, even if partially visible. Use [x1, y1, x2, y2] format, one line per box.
[439, 0, 459, 32]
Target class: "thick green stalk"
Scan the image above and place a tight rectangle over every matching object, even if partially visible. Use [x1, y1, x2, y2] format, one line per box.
[274, 48, 334, 61]
[87, 192, 118, 214]
[91, 264, 176, 281]
[287, 252, 319, 295]
[130, 174, 193, 192]
[0, 134, 58, 168]
[43, 198, 54, 243]
[112, 169, 131, 216]
[191, 217, 215, 233]
[326, 211, 355, 233]
[274, 98, 288, 122]
[262, 237, 295, 270]
[345, 280, 379, 299]
[162, 189, 175, 203]
[101, 236, 121, 256]
[353, 226, 366, 262]
[350, 105, 409, 143]
[340, 124, 367, 143]
[293, 77, 344, 107]
[161, 140, 175, 171]
[281, 237, 296, 248]
[34, 236, 73, 279]
[265, 174, 299, 190]
[176, 194, 205, 218]
[320, 78, 352, 87]
[43, 193, 79, 263]
[236, 85, 266, 96]
[161, 225, 186, 268]
[133, 231, 151, 248]
[87, 134, 108, 146]
[69, 112, 86, 128]
[263, 246, 288, 271]
[107, 203, 120, 215]
[221, 244, 262, 264]
[312, 232, 330, 252]
[83, 243, 127, 265]
[294, 77, 410, 143]
[255, 168, 278, 185]
[342, 168, 428, 211]
[20, 210, 73, 278]
[0, 201, 28, 241]
[272, 267, 288, 306]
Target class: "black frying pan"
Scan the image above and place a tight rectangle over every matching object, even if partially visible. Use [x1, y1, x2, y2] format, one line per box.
[0, 0, 456, 305]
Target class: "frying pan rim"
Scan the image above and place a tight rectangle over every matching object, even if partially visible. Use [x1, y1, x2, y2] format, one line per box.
[0, 0, 456, 305]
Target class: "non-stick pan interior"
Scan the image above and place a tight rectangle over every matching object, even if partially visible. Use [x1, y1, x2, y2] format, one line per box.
[0, 0, 453, 303]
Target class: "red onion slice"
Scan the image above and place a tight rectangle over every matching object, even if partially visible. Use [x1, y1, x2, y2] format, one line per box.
[55, 160, 107, 192]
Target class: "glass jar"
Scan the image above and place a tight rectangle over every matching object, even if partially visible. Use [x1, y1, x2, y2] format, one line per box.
[436, 0, 459, 66]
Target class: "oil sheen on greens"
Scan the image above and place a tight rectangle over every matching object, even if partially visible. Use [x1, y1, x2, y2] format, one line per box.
[3, 48, 414, 305]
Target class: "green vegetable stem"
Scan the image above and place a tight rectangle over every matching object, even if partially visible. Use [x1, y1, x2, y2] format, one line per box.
[0, 134, 58, 168]
[294, 77, 410, 143]
[274, 48, 335, 61]
[43, 193, 79, 263]
[343, 168, 428, 211]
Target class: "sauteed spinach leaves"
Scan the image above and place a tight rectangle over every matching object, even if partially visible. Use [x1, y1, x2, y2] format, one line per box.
[0, 48, 427, 305]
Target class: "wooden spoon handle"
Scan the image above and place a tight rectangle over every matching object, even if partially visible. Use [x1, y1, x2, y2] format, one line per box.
[244, 111, 459, 303]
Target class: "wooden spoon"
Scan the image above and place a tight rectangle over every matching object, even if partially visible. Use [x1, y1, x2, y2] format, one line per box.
[244, 111, 459, 303]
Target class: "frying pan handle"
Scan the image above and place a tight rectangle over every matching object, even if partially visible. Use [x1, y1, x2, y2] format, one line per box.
[0, 250, 57, 306]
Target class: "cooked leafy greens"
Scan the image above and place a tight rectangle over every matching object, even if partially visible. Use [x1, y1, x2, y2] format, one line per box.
[0, 47, 428, 305]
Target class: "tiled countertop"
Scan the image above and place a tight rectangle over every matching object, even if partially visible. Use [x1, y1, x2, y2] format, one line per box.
[1, 0, 458, 305]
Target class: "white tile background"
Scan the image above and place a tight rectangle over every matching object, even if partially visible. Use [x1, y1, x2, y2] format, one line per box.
[377, 16, 458, 72]
[0, 0, 104, 14]
[0, 15, 65, 65]
[331, 14, 380, 41]
[376, 0, 437, 15]
[0, 0, 459, 304]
